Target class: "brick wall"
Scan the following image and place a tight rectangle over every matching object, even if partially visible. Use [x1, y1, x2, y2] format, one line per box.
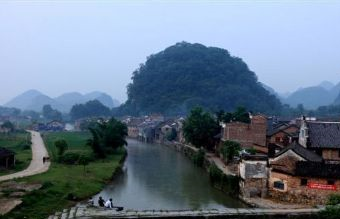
[322, 149, 340, 161]
[223, 115, 267, 148]
[269, 171, 340, 205]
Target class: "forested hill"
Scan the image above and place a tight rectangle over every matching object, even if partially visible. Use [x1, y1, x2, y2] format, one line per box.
[119, 42, 282, 115]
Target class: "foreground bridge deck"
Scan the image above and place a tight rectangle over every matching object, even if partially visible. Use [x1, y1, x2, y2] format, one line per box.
[48, 204, 321, 219]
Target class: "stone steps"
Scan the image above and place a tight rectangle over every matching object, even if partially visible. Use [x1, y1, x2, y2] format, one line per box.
[48, 204, 320, 219]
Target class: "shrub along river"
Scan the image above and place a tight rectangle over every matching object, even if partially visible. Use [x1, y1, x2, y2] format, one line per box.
[94, 139, 245, 210]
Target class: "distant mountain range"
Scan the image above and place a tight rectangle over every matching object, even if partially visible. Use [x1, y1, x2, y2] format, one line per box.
[4, 89, 120, 112]
[262, 81, 340, 110]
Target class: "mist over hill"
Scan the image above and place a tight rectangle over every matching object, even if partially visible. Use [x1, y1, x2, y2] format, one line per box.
[334, 92, 340, 105]
[282, 81, 340, 109]
[119, 42, 282, 115]
[5, 89, 120, 112]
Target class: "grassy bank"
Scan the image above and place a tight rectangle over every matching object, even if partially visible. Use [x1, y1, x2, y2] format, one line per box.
[0, 132, 31, 176]
[5, 131, 126, 219]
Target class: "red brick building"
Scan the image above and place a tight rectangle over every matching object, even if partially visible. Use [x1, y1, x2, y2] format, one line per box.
[221, 114, 267, 149]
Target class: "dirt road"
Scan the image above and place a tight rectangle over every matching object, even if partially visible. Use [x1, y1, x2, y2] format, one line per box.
[0, 131, 50, 182]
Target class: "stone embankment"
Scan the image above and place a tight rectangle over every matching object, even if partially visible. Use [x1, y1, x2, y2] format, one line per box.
[48, 204, 320, 219]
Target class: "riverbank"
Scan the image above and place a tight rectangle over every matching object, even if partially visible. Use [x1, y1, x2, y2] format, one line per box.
[3, 131, 127, 219]
[161, 141, 312, 210]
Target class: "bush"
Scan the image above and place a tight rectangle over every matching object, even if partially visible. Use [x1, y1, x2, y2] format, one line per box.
[60, 152, 80, 165]
[220, 140, 241, 163]
[192, 148, 205, 167]
[319, 194, 340, 219]
[319, 205, 340, 219]
[209, 163, 223, 183]
[246, 147, 257, 155]
[328, 194, 340, 205]
[208, 163, 239, 194]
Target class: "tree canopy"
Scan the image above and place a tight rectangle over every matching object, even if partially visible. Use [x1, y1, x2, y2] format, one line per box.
[216, 107, 251, 124]
[70, 100, 111, 120]
[119, 42, 282, 115]
[42, 104, 62, 121]
[183, 107, 220, 150]
[87, 117, 128, 158]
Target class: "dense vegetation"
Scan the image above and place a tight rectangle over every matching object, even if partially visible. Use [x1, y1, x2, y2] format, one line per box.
[6, 131, 126, 219]
[119, 42, 282, 115]
[42, 104, 62, 121]
[70, 100, 112, 120]
[216, 107, 250, 124]
[87, 117, 128, 158]
[183, 107, 220, 150]
[0, 132, 31, 176]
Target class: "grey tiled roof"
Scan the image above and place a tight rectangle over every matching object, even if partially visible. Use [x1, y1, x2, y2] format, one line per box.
[274, 142, 323, 162]
[307, 122, 340, 149]
[296, 161, 340, 179]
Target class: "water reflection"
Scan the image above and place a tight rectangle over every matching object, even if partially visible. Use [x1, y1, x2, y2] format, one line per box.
[94, 139, 245, 210]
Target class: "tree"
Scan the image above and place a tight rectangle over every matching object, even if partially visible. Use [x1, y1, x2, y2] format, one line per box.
[221, 140, 241, 163]
[42, 104, 62, 121]
[183, 107, 220, 150]
[216, 107, 250, 124]
[79, 154, 90, 174]
[87, 117, 128, 158]
[54, 139, 68, 156]
[70, 100, 112, 120]
[1, 121, 15, 133]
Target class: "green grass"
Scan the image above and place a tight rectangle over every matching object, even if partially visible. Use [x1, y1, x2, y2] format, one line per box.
[0, 132, 32, 176]
[41, 131, 92, 160]
[5, 131, 126, 219]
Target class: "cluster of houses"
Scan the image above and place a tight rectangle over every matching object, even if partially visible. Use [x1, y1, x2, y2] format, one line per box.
[221, 114, 340, 205]
[125, 113, 340, 205]
[122, 115, 185, 144]
[32, 120, 65, 132]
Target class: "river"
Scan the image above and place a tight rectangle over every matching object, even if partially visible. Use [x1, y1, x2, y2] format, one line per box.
[94, 139, 245, 210]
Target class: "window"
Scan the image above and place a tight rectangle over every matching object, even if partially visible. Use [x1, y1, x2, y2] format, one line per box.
[328, 180, 335, 185]
[274, 181, 285, 190]
[300, 178, 308, 186]
[275, 137, 281, 143]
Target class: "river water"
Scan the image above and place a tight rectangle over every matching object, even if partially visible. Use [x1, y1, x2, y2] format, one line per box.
[94, 139, 245, 210]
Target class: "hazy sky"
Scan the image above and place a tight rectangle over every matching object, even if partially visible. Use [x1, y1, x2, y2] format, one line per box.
[0, 1, 339, 104]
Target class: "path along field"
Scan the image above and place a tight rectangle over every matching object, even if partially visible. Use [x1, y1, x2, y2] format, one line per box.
[4, 131, 126, 219]
[0, 131, 49, 182]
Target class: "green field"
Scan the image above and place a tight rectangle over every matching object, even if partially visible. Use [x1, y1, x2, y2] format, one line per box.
[6, 131, 126, 219]
[42, 131, 92, 160]
[0, 132, 32, 176]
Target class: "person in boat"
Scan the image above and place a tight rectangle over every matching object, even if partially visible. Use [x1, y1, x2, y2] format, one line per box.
[98, 196, 105, 207]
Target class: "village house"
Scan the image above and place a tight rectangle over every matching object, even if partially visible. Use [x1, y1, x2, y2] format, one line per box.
[33, 120, 65, 132]
[268, 142, 340, 205]
[299, 120, 340, 163]
[124, 117, 144, 138]
[0, 147, 15, 169]
[221, 114, 267, 152]
[137, 121, 159, 143]
[239, 154, 268, 198]
[154, 120, 174, 143]
[266, 124, 299, 148]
